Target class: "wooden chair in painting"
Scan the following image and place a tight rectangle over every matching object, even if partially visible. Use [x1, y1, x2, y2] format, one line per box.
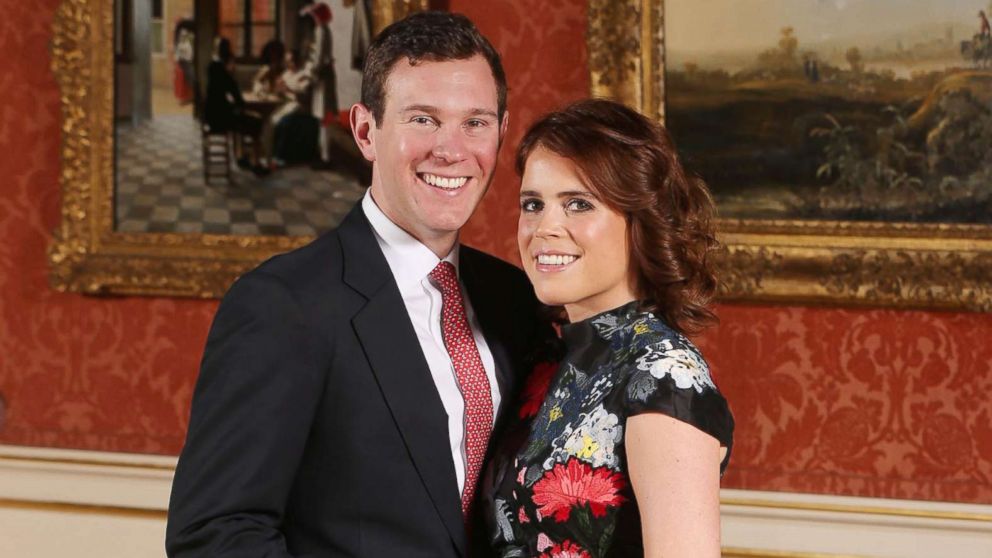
[201, 123, 231, 185]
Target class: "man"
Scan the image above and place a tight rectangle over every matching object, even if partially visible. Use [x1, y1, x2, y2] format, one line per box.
[166, 11, 545, 558]
[301, 0, 339, 163]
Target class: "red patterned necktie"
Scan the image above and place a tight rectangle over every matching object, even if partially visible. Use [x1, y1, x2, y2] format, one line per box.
[429, 261, 494, 519]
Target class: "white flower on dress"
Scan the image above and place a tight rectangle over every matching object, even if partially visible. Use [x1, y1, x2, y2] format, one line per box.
[544, 404, 622, 470]
[590, 313, 623, 338]
[636, 343, 716, 394]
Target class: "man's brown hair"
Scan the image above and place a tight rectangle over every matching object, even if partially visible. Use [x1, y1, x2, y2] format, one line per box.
[361, 11, 507, 125]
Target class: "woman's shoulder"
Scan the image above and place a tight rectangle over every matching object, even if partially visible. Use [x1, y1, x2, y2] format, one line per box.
[597, 306, 734, 464]
[590, 306, 717, 395]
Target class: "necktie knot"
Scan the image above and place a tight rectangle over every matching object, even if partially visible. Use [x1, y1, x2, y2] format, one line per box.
[429, 261, 459, 296]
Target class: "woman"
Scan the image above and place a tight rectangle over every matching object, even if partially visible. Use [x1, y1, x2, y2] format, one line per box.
[484, 99, 734, 558]
[268, 49, 320, 167]
[251, 40, 287, 98]
[172, 19, 195, 104]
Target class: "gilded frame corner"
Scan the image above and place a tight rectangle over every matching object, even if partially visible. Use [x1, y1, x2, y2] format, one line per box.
[587, 0, 992, 312]
[48, 0, 415, 298]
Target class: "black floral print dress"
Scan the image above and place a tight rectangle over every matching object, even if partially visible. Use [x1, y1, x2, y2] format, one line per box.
[482, 301, 734, 558]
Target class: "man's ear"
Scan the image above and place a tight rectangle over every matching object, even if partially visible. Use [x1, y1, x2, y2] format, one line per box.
[350, 103, 377, 162]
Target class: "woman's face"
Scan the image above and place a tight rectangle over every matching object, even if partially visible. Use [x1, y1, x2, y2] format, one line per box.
[518, 146, 637, 322]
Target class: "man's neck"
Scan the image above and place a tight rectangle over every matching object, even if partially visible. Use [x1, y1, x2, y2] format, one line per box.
[366, 190, 459, 259]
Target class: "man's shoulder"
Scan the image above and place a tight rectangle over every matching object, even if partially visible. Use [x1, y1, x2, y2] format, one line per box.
[235, 230, 345, 298]
[460, 245, 525, 276]
[460, 245, 531, 290]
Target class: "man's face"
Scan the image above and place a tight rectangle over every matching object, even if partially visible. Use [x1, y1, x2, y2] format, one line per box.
[354, 55, 507, 255]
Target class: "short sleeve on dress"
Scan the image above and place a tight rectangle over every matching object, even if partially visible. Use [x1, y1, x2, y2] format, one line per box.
[621, 336, 734, 473]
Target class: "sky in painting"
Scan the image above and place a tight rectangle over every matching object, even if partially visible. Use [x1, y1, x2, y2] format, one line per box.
[667, 0, 989, 55]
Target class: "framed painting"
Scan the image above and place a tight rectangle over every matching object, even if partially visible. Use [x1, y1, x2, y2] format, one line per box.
[49, 0, 429, 297]
[589, 0, 992, 311]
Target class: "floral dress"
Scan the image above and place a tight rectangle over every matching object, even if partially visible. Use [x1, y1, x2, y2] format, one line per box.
[482, 301, 734, 558]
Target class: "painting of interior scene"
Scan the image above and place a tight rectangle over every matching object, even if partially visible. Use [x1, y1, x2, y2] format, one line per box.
[665, 0, 992, 223]
[114, 0, 371, 235]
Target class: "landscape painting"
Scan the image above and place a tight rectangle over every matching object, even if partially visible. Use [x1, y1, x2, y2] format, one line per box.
[664, 0, 992, 223]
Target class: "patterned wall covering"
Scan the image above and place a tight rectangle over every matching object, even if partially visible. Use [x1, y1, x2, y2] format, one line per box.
[0, 0, 989, 503]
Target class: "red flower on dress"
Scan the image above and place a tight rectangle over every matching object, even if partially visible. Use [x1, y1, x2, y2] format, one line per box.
[518, 506, 530, 524]
[538, 540, 592, 558]
[531, 458, 626, 522]
[519, 361, 558, 419]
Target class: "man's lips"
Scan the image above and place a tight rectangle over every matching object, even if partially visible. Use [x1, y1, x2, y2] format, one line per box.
[418, 172, 470, 190]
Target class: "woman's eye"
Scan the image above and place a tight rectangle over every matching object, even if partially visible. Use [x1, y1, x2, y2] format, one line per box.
[521, 198, 543, 213]
[565, 198, 593, 212]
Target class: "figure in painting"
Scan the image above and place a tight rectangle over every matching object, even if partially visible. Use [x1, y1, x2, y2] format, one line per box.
[173, 19, 195, 105]
[301, 0, 339, 163]
[204, 37, 268, 176]
[252, 40, 288, 98]
[964, 10, 992, 67]
[271, 49, 321, 167]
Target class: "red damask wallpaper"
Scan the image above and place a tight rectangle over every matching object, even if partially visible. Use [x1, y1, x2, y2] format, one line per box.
[0, 0, 990, 504]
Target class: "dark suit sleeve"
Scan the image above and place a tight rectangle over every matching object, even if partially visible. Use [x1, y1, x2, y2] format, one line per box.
[166, 272, 325, 558]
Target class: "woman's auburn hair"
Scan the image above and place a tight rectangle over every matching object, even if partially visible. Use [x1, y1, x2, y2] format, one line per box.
[515, 98, 719, 334]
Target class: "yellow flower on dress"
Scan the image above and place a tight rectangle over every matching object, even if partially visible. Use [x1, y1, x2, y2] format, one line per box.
[575, 435, 600, 460]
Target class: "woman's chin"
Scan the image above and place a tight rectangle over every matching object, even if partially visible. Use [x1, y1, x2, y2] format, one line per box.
[534, 289, 573, 309]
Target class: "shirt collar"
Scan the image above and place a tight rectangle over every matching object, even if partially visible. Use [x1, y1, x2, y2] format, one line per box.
[362, 190, 459, 290]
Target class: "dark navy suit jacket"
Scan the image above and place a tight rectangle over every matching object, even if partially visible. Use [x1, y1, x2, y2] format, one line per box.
[166, 204, 546, 557]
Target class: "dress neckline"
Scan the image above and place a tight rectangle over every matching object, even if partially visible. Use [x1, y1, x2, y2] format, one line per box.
[560, 299, 643, 345]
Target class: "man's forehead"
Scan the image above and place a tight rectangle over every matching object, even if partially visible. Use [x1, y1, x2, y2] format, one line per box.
[380, 55, 499, 114]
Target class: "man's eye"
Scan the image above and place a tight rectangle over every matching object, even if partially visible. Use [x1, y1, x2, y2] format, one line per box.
[411, 116, 436, 125]
[521, 199, 543, 212]
[466, 119, 488, 128]
[566, 198, 593, 212]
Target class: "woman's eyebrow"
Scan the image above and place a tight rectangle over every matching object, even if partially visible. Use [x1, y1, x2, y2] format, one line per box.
[519, 189, 593, 198]
[556, 190, 593, 198]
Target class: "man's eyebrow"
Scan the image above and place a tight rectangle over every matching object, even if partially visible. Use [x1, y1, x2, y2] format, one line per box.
[466, 108, 499, 119]
[398, 105, 498, 119]
[399, 104, 439, 114]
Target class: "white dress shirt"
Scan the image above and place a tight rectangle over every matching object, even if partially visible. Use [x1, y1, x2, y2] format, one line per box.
[362, 192, 500, 494]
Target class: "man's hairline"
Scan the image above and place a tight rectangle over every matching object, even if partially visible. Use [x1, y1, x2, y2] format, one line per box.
[369, 54, 506, 128]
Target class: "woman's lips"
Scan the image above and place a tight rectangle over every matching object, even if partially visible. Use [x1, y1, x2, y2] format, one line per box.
[533, 253, 580, 272]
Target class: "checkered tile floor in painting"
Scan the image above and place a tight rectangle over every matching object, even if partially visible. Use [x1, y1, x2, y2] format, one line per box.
[115, 114, 366, 236]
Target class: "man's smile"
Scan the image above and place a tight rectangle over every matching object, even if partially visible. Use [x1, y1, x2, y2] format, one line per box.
[418, 172, 470, 190]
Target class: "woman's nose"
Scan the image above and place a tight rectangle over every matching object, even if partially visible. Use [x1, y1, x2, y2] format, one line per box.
[534, 209, 565, 239]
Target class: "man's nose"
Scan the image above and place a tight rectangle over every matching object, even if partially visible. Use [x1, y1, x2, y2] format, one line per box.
[431, 125, 468, 163]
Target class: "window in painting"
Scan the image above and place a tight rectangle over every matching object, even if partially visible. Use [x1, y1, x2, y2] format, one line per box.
[151, 0, 165, 55]
[219, 0, 281, 61]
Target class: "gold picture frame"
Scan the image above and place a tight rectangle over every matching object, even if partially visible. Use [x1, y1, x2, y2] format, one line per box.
[588, 0, 992, 311]
[48, 0, 424, 298]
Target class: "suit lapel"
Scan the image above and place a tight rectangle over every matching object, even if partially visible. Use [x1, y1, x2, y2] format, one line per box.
[459, 248, 519, 421]
[339, 207, 467, 556]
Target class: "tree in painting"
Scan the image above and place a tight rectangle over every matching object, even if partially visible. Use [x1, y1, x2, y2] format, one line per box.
[665, 0, 992, 223]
